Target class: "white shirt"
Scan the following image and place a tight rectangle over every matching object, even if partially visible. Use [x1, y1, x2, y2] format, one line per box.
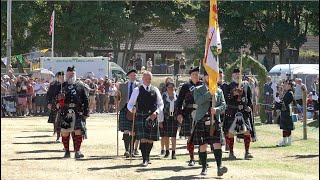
[127, 84, 164, 114]
[34, 83, 47, 95]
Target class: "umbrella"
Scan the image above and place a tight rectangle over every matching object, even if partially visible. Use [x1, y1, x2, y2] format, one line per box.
[30, 68, 55, 79]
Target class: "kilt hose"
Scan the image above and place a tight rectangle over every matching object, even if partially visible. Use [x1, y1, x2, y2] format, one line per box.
[119, 107, 133, 132]
[136, 113, 159, 141]
[223, 108, 252, 133]
[181, 111, 194, 137]
[191, 118, 221, 146]
[160, 116, 178, 137]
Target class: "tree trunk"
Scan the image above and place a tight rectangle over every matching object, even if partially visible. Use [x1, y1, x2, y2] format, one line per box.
[122, 34, 130, 70]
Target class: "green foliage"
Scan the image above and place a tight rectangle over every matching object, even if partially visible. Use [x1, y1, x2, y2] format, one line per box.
[225, 55, 268, 123]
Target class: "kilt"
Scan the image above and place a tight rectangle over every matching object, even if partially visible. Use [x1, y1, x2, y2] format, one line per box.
[264, 95, 273, 112]
[60, 108, 84, 132]
[181, 110, 194, 137]
[191, 118, 221, 145]
[160, 116, 178, 137]
[119, 107, 133, 132]
[47, 110, 57, 123]
[135, 112, 159, 141]
[223, 108, 252, 133]
[280, 111, 295, 130]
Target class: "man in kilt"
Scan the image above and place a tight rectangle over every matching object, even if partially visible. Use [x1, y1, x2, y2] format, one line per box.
[192, 71, 228, 176]
[223, 68, 254, 160]
[276, 79, 296, 147]
[47, 71, 65, 142]
[117, 69, 140, 158]
[127, 71, 164, 167]
[60, 66, 89, 159]
[159, 82, 178, 159]
[176, 67, 203, 166]
[264, 76, 274, 124]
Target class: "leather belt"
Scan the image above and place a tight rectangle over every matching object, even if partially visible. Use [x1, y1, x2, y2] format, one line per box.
[65, 103, 77, 108]
[185, 104, 198, 109]
[228, 105, 244, 110]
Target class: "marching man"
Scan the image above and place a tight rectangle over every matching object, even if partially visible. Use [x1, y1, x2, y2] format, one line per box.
[127, 71, 164, 167]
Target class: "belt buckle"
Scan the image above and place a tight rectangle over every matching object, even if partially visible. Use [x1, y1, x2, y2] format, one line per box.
[238, 105, 243, 110]
[170, 111, 174, 116]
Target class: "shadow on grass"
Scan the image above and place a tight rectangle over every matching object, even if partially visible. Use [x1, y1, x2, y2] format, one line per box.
[9, 156, 65, 161]
[76, 155, 117, 161]
[136, 165, 200, 173]
[21, 130, 52, 133]
[286, 154, 319, 159]
[12, 141, 59, 145]
[307, 120, 319, 128]
[16, 149, 64, 154]
[87, 164, 142, 171]
[15, 135, 51, 139]
[150, 175, 223, 180]
[254, 145, 277, 149]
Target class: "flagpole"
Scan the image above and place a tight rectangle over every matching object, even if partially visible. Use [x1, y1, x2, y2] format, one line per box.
[51, 11, 55, 57]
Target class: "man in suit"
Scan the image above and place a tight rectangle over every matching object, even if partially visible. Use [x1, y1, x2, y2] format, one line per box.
[192, 70, 228, 176]
[117, 69, 140, 158]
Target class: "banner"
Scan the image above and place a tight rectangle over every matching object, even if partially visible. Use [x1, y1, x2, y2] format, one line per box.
[1, 57, 7, 65]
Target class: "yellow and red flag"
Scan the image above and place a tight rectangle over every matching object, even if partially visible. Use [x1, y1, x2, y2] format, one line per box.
[203, 0, 222, 94]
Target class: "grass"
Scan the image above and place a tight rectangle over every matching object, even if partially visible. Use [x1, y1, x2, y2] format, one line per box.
[1, 114, 319, 180]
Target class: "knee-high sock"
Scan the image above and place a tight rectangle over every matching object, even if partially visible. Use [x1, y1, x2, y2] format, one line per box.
[283, 130, 288, 137]
[140, 143, 147, 162]
[62, 134, 70, 151]
[213, 149, 222, 168]
[229, 137, 234, 153]
[287, 130, 292, 137]
[244, 135, 251, 153]
[123, 134, 130, 152]
[199, 151, 207, 170]
[74, 135, 83, 152]
[146, 143, 153, 161]
[224, 132, 230, 146]
[187, 143, 194, 160]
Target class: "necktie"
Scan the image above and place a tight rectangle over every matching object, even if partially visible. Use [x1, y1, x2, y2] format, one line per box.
[129, 82, 133, 99]
[146, 86, 149, 91]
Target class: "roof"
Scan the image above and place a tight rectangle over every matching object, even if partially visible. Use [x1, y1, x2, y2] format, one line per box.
[93, 19, 199, 52]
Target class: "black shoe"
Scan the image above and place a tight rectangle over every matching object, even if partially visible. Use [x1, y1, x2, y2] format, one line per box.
[201, 168, 208, 176]
[188, 160, 195, 166]
[245, 152, 253, 159]
[161, 150, 165, 155]
[64, 151, 70, 158]
[228, 153, 237, 160]
[217, 166, 228, 176]
[75, 151, 84, 159]
[164, 150, 170, 158]
[172, 151, 176, 159]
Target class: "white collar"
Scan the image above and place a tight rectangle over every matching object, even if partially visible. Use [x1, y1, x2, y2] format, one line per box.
[142, 84, 150, 90]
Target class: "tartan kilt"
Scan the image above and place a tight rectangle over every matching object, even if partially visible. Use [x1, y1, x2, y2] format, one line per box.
[60, 109, 84, 132]
[135, 113, 159, 141]
[47, 110, 57, 123]
[191, 119, 221, 145]
[223, 108, 252, 133]
[181, 111, 194, 137]
[160, 116, 178, 137]
[119, 107, 133, 132]
[264, 95, 273, 111]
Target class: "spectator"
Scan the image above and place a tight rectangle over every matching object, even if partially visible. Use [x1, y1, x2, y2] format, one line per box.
[34, 78, 48, 116]
[108, 80, 117, 113]
[147, 58, 153, 72]
[294, 78, 307, 121]
[26, 79, 35, 116]
[16, 77, 28, 116]
[107, 52, 114, 62]
[179, 54, 186, 76]
[87, 79, 97, 114]
[96, 78, 106, 113]
[173, 57, 180, 76]
[8, 70, 16, 80]
[135, 54, 143, 73]
[264, 76, 274, 124]
[104, 76, 111, 113]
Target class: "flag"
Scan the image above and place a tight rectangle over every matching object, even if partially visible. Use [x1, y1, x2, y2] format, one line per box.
[49, 11, 55, 35]
[203, 0, 222, 94]
[16, 55, 23, 63]
[40, 49, 49, 53]
[1, 57, 7, 65]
